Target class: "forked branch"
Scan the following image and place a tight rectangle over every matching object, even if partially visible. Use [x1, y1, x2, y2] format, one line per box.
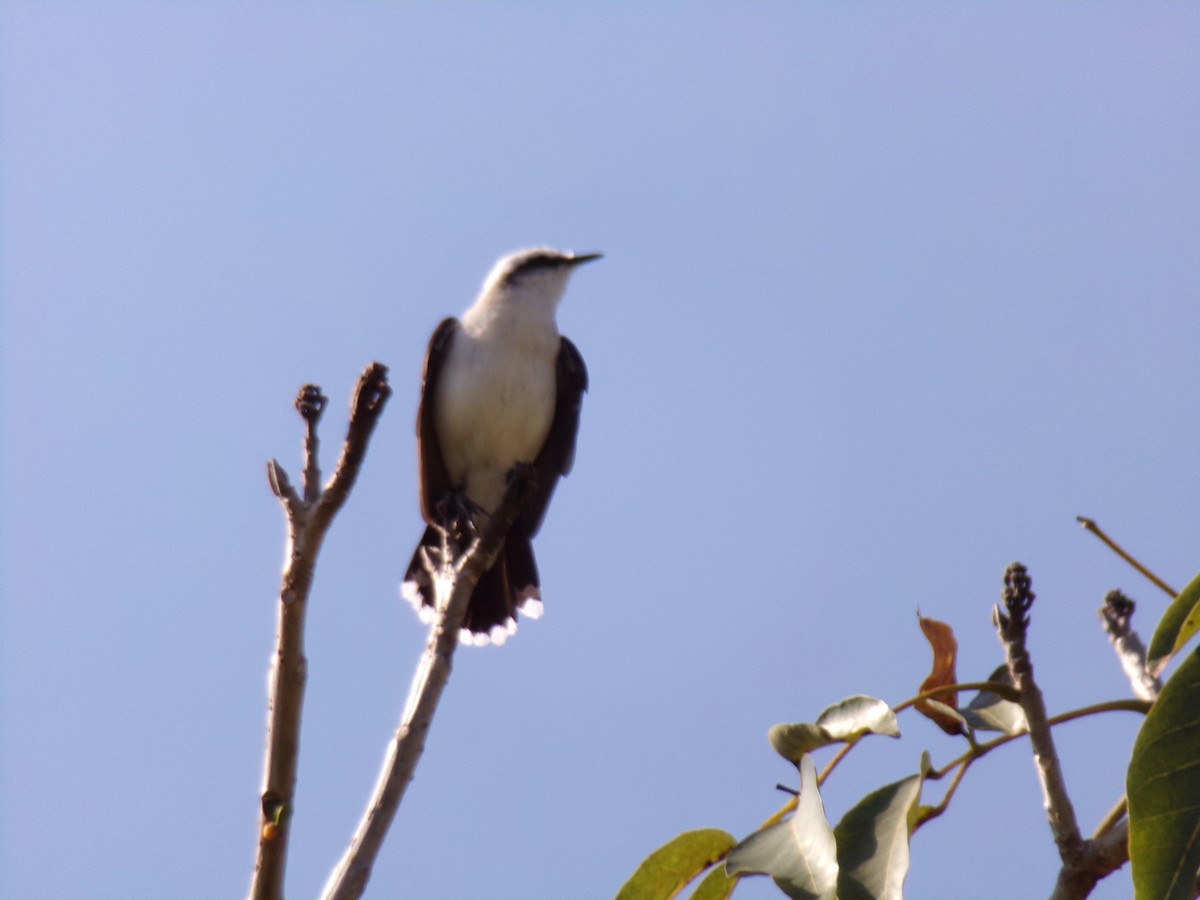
[250, 363, 391, 900]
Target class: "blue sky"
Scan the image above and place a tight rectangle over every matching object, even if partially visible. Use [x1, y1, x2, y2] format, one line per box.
[3, 4, 1198, 899]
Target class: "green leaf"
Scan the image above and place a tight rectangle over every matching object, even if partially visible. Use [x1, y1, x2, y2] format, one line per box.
[1148, 571, 1200, 674]
[617, 829, 738, 900]
[688, 863, 739, 900]
[909, 803, 939, 831]
[834, 768, 925, 900]
[1128, 646, 1200, 900]
[726, 755, 838, 900]
[961, 665, 1026, 735]
[770, 697, 899, 763]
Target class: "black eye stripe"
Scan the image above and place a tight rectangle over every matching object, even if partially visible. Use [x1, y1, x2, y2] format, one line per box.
[503, 252, 570, 282]
[515, 254, 566, 271]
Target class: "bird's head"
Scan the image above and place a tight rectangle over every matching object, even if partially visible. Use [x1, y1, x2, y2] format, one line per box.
[480, 247, 602, 309]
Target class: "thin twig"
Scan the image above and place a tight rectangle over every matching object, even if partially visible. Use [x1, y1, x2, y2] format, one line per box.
[892, 680, 1021, 713]
[816, 738, 859, 785]
[1077, 516, 1176, 598]
[1091, 796, 1128, 840]
[320, 466, 537, 900]
[911, 757, 972, 833]
[249, 364, 391, 900]
[297, 385, 327, 506]
[927, 698, 1150, 780]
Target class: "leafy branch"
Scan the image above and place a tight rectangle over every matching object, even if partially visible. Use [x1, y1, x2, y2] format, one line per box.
[619, 519, 1200, 900]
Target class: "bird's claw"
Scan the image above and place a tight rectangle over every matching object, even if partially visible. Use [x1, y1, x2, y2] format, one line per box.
[435, 492, 483, 544]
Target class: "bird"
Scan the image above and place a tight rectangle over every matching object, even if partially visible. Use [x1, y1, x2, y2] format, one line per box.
[401, 247, 599, 645]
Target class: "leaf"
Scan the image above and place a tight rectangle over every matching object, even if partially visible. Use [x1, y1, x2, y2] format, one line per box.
[909, 804, 939, 831]
[770, 723, 839, 762]
[816, 695, 900, 741]
[917, 749, 933, 778]
[616, 829, 738, 900]
[920, 699, 969, 738]
[915, 616, 962, 735]
[1128, 646, 1200, 900]
[688, 863, 739, 900]
[1148, 571, 1200, 675]
[770, 697, 899, 763]
[726, 755, 838, 900]
[834, 766, 926, 900]
[961, 664, 1027, 735]
[917, 616, 958, 694]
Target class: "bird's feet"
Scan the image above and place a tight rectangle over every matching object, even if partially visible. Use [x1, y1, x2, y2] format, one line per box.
[435, 492, 484, 547]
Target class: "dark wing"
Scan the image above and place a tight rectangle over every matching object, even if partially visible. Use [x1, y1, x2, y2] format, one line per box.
[521, 336, 588, 537]
[416, 317, 460, 525]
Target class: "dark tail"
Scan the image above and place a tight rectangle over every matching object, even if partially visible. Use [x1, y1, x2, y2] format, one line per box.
[402, 526, 543, 645]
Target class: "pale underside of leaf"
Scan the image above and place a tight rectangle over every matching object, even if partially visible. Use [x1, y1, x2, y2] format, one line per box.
[726, 755, 839, 900]
[770, 696, 899, 763]
[962, 666, 1026, 735]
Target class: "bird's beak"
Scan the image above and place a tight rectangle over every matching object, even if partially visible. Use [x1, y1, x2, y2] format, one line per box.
[568, 252, 603, 266]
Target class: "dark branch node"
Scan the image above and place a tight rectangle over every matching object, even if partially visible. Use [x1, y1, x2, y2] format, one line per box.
[350, 362, 391, 421]
[997, 561, 1035, 638]
[1100, 590, 1135, 634]
[295, 384, 328, 423]
[261, 790, 285, 823]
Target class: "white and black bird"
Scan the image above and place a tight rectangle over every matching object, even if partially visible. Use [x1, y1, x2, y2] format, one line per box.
[402, 247, 599, 645]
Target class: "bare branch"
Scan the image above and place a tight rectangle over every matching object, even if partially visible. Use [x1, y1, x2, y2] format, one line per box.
[994, 564, 1085, 868]
[314, 362, 391, 531]
[320, 466, 537, 900]
[1099, 590, 1161, 702]
[1080, 818, 1130, 881]
[1050, 816, 1131, 900]
[993, 563, 1139, 899]
[1077, 516, 1176, 597]
[249, 364, 391, 900]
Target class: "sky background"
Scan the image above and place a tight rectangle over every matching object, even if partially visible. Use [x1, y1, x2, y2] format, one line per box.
[3, 4, 1198, 899]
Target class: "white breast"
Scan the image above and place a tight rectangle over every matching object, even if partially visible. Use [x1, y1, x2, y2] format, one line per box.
[434, 315, 558, 512]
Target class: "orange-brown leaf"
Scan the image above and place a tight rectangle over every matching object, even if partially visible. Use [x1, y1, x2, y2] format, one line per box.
[916, 615, 962, 735]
